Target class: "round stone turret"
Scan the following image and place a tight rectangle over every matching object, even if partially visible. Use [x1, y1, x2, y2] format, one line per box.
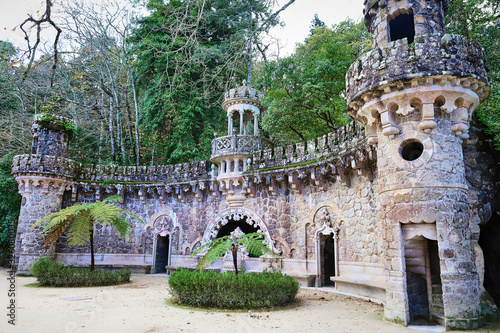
[348, 1, 489, 330]
[30, 113, 75, 158]
[210, 82, 270, 207]
[12, 114, 76, 273]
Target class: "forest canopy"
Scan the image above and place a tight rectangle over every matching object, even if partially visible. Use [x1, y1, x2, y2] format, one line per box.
[0, 0, 498, 164]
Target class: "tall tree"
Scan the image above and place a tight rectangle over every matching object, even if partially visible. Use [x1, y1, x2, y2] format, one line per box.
[447, 0, 500, 150]
[129, 0, 293, 164]
[254, 18, 370, 145]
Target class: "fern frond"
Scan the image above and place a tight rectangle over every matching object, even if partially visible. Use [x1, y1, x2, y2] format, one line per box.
[238, 232, 275, 257]
[194, 236, 232, 271]
[66, 214, 93, 246]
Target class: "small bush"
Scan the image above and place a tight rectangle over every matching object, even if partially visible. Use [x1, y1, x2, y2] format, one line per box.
[31, 258, 131, 287]
[168, 268, 300, 308]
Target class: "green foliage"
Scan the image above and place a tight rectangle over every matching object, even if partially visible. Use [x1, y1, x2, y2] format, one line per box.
[168, 268, 299, 308]
[254, 19, 370, 145]
[192, 232, 276, 272]
[129, 0, 279, 164]
[0, 154, 21, 248]
[447, 0, 500, 151]
[30, 195, 142, 270]
[31, 257, 131, 287]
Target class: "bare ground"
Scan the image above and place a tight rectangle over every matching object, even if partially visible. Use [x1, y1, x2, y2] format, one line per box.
[0, 269, 498, 333]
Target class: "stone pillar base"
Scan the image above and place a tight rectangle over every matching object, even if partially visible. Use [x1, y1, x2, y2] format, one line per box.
[446, 316, 485, 330]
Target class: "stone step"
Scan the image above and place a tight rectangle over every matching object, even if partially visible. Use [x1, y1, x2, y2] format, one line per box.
[432, 284, 443, 294]
[405, 257, 426, 266]
[432, 313, 446, 326]
[407, 266, 426, 275]
[431, 302, 444, 313]
[432, 293, 443, 303]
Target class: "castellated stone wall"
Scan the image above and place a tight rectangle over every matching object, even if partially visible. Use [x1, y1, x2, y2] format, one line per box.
[49, 121, 383, 296]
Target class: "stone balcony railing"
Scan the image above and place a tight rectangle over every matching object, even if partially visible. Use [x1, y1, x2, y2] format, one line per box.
[346, 33, 489, 103]
[211, 135, 273, 159]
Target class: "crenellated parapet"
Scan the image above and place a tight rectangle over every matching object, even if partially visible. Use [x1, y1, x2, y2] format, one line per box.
[346, 34, 489, 104]
[251, 122, 366, 170]
[12, 154, 78, 180]
[244, 144, 376, 197]
[76, 160, 209, 183]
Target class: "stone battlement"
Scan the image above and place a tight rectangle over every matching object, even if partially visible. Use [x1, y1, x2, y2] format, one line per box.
[12, 154, 77, 179]
[346, 34, 489, 104]
[251, 122, 365, 170]
[76, 160, 210, 183]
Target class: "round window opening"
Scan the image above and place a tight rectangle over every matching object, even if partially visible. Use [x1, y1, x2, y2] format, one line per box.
[400, 140, 424, 161]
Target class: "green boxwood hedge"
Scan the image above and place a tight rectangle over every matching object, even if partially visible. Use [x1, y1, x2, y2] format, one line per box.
[31, 258, 131, 287]
[168, 268, 300, 308]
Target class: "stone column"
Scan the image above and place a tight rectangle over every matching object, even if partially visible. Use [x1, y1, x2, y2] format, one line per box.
[228, 114, 233, 135]
[254, 113, 258, 136]
[239, 110, 244, 135]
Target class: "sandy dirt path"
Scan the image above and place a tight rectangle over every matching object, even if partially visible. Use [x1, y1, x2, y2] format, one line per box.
[0, 269, 497, 333]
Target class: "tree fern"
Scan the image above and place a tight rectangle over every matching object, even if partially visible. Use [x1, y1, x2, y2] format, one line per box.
[29, 195, 142, 271]
[191, 231, 278, 275]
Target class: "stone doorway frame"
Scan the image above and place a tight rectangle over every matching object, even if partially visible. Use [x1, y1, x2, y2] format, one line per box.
[401, 223, 440, 324]
[145, 211, 180, 273]
[315, 225, 339, 287]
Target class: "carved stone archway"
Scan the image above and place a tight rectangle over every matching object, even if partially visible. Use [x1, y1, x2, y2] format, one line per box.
[310, 204, 342, 287]
[202, 207, 278, 253]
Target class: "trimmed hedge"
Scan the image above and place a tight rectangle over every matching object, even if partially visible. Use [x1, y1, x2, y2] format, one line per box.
[168, 268, 300, 308]
[31, 258, 131, 287]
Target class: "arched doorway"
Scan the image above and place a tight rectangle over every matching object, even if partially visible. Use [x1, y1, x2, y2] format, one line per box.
[216, 215, 259, 237]
[315, 229, 338, 287]
[155, 235, 170, 273]
[402, 223, 442, 325]
[202, 208, 277, 253]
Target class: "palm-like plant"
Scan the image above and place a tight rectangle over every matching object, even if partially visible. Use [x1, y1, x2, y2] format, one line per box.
[29, 195, 142, 271]
[192, 228, 277, 275]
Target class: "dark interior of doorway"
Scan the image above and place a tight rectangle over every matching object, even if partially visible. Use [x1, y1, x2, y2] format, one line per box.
[406, 238, 442, 326]
[323, 234, 335, 286]
[216, 216, 260, 257]
[479, 213, 500, 309]
[155, 235, 169, 273]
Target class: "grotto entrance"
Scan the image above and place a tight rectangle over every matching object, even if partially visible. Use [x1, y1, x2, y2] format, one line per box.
[216, 215, 259, 238]
[216, 216, 260, 257]
[479, 213, 500, 310]
[404, 236, 442, 326]
[154, 235, 170, 273]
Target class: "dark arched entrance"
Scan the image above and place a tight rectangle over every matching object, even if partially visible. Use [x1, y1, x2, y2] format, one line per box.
[155, 235, 170, 273]
[216, 216, 259, 238]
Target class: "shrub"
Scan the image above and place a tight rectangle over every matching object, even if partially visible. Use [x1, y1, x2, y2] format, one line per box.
[168, 268, 300, 308]
[31, 258, 131, 287]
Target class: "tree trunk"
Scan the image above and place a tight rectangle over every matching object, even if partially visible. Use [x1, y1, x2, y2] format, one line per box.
[90, 226, 95, 272]
[124, 87, 136, 161]
[109, 96, 116, 162]
[232, 245, 238, 275]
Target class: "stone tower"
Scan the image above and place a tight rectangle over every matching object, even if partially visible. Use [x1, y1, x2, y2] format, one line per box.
[346, 0, 489, 329]
[11, 114, 76, 272]
[210, 82, 270, 207]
